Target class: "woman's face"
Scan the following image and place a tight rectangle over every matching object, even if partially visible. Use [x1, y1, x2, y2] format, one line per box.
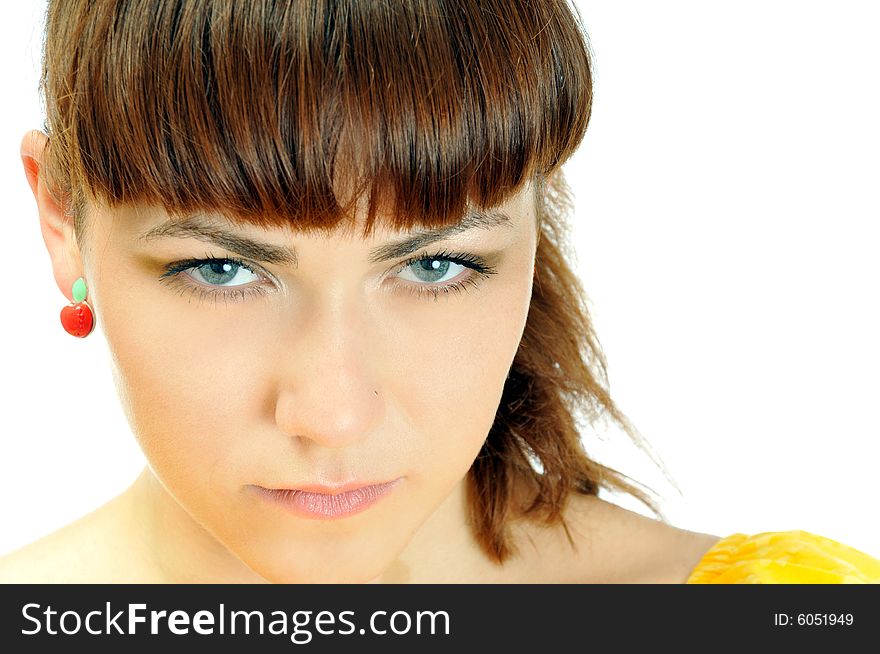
[74, 180, 539, 582]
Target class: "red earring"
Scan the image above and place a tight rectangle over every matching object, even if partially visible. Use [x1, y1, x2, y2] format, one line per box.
[60, 276, 95, 338]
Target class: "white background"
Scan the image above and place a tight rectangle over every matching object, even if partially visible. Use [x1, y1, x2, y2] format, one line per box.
[1, 1, 877, 560]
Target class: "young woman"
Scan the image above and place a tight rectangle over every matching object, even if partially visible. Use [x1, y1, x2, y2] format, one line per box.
[1, 0, 877, 584]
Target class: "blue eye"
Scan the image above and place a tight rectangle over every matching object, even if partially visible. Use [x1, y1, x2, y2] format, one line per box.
[393, 249, 498, 301]
[190, 259, 260, 286]
[401, 257, 458, 284]
[159, 255, 270, 304]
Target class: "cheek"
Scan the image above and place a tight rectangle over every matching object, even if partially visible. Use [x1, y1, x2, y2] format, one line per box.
[393, 269, 533, 475]
[99, 279, 268, 496]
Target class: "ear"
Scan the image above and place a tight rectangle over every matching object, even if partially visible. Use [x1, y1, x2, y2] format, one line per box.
[21, 129, 83, 303]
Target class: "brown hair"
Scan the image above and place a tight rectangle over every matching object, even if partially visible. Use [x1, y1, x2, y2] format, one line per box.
[38, 0, 672, 563]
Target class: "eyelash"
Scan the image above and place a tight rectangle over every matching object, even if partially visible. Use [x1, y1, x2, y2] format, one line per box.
[158, 254, 270, 306]
[159, 249, 498, 305]
[393, 249, 498, 301]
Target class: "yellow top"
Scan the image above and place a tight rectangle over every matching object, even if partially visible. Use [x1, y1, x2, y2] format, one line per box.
[685, 529, 880, 583]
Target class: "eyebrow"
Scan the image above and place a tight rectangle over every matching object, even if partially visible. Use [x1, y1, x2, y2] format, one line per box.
[137, 208, 513, 266]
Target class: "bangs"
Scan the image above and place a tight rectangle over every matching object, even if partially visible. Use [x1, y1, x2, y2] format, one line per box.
[42, 0, 593, 237]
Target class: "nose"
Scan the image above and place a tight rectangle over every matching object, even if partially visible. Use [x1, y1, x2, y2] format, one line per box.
[273, 293, 384, 450]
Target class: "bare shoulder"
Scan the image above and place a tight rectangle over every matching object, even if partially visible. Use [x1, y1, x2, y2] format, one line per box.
[0, 493, 148, 584]
[511, 493, 723, 583]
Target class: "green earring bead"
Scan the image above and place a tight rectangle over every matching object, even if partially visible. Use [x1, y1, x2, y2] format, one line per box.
[72, 277, 88, 303]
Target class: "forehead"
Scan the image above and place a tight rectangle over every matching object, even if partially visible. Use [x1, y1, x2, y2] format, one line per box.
[106, 177, 535, 240]
[91, 180, 535, 269]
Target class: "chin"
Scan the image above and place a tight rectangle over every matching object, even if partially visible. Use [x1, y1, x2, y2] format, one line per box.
[256, 563, 387, 585]
[240, 548, 393, 584]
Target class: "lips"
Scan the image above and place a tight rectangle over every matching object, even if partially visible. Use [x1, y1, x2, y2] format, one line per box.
[284, 479, 400, 495]
[254, 477, 404, 520]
